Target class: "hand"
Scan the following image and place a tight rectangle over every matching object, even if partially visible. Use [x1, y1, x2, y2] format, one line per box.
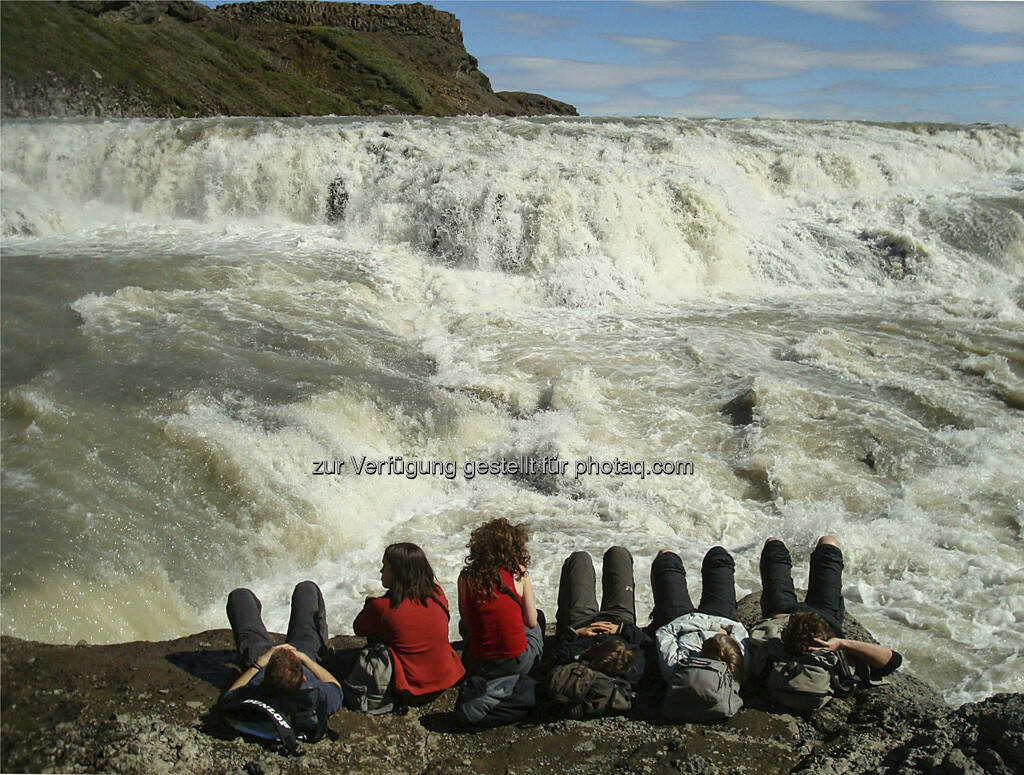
[575, 621, 620, 637]
[254, 643, 296, 668]
[813, 637, 844, 652]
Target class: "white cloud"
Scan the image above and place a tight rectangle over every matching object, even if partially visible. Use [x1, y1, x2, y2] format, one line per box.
[486, 56, 676, 91]
[771, 1, 887, 24]
[934, 2, 1024, 35]
[605, 34, 682, 56]
[951, 44, 1024, 64]
[707, 36, 932, 81]
[488, 35, 933, 98]
[483, 10, 585, 38]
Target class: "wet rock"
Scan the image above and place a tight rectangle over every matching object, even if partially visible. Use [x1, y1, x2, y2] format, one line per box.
[2, 600, 1020, 774]
[721, 389, 757, 426]
[326, 177, 349, 223]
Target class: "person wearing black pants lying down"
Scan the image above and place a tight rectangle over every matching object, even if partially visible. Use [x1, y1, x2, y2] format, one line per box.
[649, 546, 748, 683]
[759, 536, 902, 677]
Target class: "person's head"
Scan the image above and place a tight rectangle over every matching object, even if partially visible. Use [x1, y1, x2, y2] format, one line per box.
[461, 517, 530, 596]
[262, 648, 304, 695]
[700, 633, 744, 681]
[782, 611, 832, 656]
[581, 636, 634, 677]
[381, 542, 438, 607]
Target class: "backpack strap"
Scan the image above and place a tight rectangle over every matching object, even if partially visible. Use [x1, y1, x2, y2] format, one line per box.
[219, 693, 300, 754]
[497, 579, 524, 609]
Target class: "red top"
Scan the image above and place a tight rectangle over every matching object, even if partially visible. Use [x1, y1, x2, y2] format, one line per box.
[353, 587, 465, 696]
[458, 568, 528, 661]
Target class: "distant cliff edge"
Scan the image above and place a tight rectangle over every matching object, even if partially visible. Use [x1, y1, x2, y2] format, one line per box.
[1, 1, 578, 118]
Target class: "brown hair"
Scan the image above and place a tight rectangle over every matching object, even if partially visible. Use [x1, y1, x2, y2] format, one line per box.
[461, 518, 530, 597]
[581, 636, 634, 677]
[383, 542, 440, 608]
[701, 633, 744, 681]
[781, 611, 832, 656]
[262, 648, 303, 695]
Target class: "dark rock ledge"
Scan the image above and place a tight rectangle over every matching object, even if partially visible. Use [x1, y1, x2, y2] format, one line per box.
[1, 594, 1020, 774]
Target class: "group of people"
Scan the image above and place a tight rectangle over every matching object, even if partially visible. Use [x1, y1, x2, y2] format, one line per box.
[220, 518, 902, 740]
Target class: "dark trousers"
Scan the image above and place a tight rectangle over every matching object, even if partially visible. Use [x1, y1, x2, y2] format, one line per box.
[555, 547, 636, 635]
[649, 546, 738, 630]
[759, 539, 845, 635]
[226, 580, 328, 667]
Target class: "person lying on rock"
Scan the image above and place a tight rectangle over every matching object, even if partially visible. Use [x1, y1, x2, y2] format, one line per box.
[219, 581, 343, 747]
[650, 546, 748, 721]
[759, 536, 902, 677]
[650, 546, 750, 675]
[548, 546, 652, 686]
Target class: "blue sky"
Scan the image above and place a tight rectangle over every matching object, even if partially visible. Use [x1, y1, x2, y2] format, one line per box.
[213, 1, 1024, 124]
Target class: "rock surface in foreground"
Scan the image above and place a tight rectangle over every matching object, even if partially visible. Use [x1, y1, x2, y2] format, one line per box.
[2, 595, 1021, 774]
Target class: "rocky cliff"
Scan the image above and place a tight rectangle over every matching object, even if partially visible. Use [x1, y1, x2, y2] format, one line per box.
[0, 1, 577, 118]
[2, 594, 1020, 775]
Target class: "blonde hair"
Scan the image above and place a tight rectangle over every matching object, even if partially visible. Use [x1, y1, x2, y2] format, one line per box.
[701, 633, 744, 681]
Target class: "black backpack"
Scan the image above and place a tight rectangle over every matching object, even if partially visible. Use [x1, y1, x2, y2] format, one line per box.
[546, 662, 632, 719]
[218, 686, 328, 755]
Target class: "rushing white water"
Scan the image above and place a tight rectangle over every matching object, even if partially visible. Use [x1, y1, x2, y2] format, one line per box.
[2, 116, 1022, 706]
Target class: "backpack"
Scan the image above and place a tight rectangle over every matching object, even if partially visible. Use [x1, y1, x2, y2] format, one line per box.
[764, 650, 837, 712]
[661, 657, 742, 722]
[342, 642, 394, 714]
[454, 673, 537, 726]
[218, 685, 328, 755]
[546, 662, 632, 719]
[749, 617, 864, 713]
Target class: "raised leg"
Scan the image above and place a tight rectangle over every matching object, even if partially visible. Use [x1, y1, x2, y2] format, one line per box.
[599, 546, 637, 626]
[696, 546, 738, 620]
[805, 536, 845, 633]
[759, 538, 799, 619]
[649, 549, 696, 629]
[227, 587, 274, 667]
[555, 551, 600, 634]
[284, 580, 328, 662]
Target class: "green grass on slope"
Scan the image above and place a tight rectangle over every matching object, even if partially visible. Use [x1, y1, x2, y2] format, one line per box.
[1, 3, 377, 115]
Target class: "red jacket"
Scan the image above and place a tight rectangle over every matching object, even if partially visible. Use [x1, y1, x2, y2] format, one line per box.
[458, 568, 528, 661]
[353, 587, 465, 695]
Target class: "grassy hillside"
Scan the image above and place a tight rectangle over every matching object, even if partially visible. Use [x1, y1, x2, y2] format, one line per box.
[1, 1, 576, 118]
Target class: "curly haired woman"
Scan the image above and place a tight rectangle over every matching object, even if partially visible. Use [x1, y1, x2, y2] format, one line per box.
[457, 517, 543, 678]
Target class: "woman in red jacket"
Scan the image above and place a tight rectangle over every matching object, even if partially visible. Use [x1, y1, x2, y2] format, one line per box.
[353, 543, 465, 700]
[457, 517, 542, 678]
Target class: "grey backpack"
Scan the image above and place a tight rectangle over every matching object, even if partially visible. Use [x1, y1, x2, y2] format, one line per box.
[546, 662, 632, 719]
[764, 650, 837, 712]
[661, 657, 742, 722]
[342, 642, 394, 714]
[749, 617, 851, 713]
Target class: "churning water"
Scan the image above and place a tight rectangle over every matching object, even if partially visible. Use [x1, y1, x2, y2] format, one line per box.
[2, 116, 1022, 705]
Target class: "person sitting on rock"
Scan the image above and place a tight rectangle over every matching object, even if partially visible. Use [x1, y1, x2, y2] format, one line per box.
[220, 580, 343, 738]
[353, 542, 465, 703]
[548, 546, 652, 685]
[760, 536, 902, 677]
[650, 546, 750, 683]
[457, 517, 543, 678]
